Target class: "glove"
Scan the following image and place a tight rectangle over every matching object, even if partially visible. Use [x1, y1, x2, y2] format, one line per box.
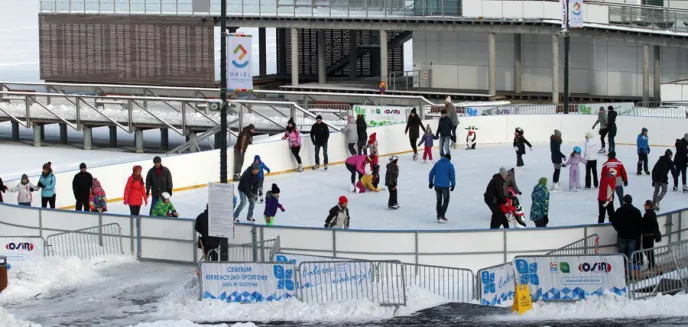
[518, 191, 522, 195]
[652, 182, 655, 187]
[624, 181, 628, 187]
[146, 192, 150, 198]
[655, 233, 662, 243]
[450, 186, 455, 192]
[280, 206, 286, 212]
[37, 182, 44, 188]
[561, 164, 567, 168]
[123, 201, 128, 206]
[429, 183, 434, 189]
[514, 146, 519, 152]
[30, 188, 35, 192]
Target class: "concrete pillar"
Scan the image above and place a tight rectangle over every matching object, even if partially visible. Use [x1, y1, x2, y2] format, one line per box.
[40, 124, 45, 141]
[259, 27, 267, 76]
[160, 128, 169, 151]
[135, 129, 144, 153]
[83, 126, 92, 150]
[11, 121, 19, 141]
[514, 34, 522, 94]
[278, 28, 287, 76]
[488, 32, 497, 97]
[380, 30, 388, 81]
[109, 126, 117, 147]
[318, 30, 326, 84]
[349, 30, 357, 78]
[654, 45, 661, 99]
[59, 123, 68, 144]
[33, 124, 41, 147]
[188, 132, 198, 153]
[552, 34, 560, 104]
[290, 28, 299, 86]
[642, 44, 650, 106]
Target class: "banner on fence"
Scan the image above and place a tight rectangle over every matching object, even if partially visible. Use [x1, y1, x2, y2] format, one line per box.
[227, 34, 253, 91]
[353, 105, 408, 126]
[577, 103, 634, 115]
[208, 182, 235, 239]
[513, 255, 627, 301]
[200, 262, 295, 303]
[296, 260, 375, 290]
[467, 107, 515, 116]
[274, 252, 344, 265]
[0, 237, 44, 269]
[479, 263, 515, 306]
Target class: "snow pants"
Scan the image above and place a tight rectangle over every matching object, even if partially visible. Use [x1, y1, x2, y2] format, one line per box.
[568, 165, 581, 190]
[585, 160, 598, 188]
[423, 146, 433, 161]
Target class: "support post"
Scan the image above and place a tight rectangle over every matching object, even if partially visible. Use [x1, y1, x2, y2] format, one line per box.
[514, 34, 522, 94]
[33, 124, 41, 147]
[188, 131, 198, 152]
[220, 0, 228, 183]
[643, 44, 650, 106]
[654, 45, 661, 100]
[59, 123, 68, 144]
[488, 32, 496, 97]
[259, 27, 267, 76]
[160, 128, 169, 151]
[109, 126, 117, 147]
[83, 126, 92, 150]
[318, 30, 326, 84]
[135, 129, 144, 153]
[552, 34, 560, 105]
[291, 28, 299, 86]
[380, 30, 388, 81]
[40, 124, 45, 140]
[11, 121, 19, 141]
[278, 28, 287, 76]
[349, 30, 357, 78]
[215, 131, 223, 149]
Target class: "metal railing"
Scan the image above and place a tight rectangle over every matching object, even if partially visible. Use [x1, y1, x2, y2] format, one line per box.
[402, 262, 474, 302]
[45, 223, 124, 260]
[603, 1, 688, 33]
[295, 260, 407, 306]
[207, 237, 281, 262]
[628, 239, 688, 300]
[546, 234, 599, 256]
[388, 70, 432, 91]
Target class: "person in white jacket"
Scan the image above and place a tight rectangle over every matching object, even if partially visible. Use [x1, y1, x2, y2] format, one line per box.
[9, 174, 38, 206]
[583, 132, 600, 189]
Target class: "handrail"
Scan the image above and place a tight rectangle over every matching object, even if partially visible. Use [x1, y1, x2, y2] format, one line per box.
[234, 99, 342, 131]
[0, 91, 223, 103]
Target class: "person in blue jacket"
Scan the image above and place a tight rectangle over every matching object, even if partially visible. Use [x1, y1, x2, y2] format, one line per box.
[38, 162, 57, 208]
[637, 127, 650, 175]
[253, 155, 271, 203]
[429, 154, 456, 224]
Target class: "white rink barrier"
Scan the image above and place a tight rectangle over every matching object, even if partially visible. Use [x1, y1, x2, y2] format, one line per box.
[1, 115, 688, 269]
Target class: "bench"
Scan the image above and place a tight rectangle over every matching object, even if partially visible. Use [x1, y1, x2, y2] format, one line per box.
[95, 94, 130, 109]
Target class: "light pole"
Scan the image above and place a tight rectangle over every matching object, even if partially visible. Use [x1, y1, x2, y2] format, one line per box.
[563, 1, 570, 114]
[220, 0, 228, 183]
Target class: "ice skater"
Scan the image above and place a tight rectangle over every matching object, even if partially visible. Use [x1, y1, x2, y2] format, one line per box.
[637, 128, 650, 175]
[465, 126, 478, 150]
[673, 134, 688, 192]
[651, 149, 675, 211]
[504, 168, 526, 227]
[418, 125, 438, 164]
[592, 106, 608, 153]
[601, 152, 629, 204]
[405, 108, 425, 161]
[563, 146, 586, 191]
[341, 116, 358, 156]
[152, 192, 179, 217]
[445, 96, 460, 149]
[607, 106, 618, 153]
[356, 115, 368, 155]
[550, 130, 566, 190]
[324, 196, 350, 229]
[436, 109, 453, 156]
[364, 133, 379, 171]
[264, 184, 285, 226]
[9, 174, 37, 206]
[282, 118, 304, 172]
[583, 132, 599, 189]
[598, 168, 617, 224]
[513, 127, 532, 167]
[89, 178, 107, 212]
[530, 177, 550, 228]
[385, 156, 400, 209]
[0, 177, 6, 203]
[429, 154, 456, 223]
[484, 168, 509, 229]
[253, 155, 271, 203]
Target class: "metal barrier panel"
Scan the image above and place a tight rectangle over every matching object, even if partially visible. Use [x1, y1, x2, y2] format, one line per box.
[45, 223, 123, 260]
[296, 260, 406, 306]
[403, 263, 474, 303]
[476, 262, 514, 306]
[627, 240, 688, 300]
[546, 234, 600, 256]
[207, 238, 281, 263]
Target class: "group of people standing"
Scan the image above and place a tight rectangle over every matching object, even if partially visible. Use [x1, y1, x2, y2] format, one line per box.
[0, 162, 57, 208]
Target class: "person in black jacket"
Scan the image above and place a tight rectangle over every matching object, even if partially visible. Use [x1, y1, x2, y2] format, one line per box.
[234, 164, 260, 222]
[550, 129, 566, 190]
[612, 194, 642, 262]
[436, 110, 453, 157]
[674, 134, 688, 192]
[514, 127, 532, 168]
[484, 168, 509, 229]
[641, 200, 661, 269]
[385, 156, 400, 210]
[325, 196, 350, 228]
[607, 106, 618, 153]
[146, 156, 173, 215]
[405, 108, 426, 161]
[195, 205, 222, 261]
[651, 149, 675, 211]
[0, 177, 7, 203]
[72, 163, 93, 211]
[356, 115, 368, 155]
[311, 115, 330, 170]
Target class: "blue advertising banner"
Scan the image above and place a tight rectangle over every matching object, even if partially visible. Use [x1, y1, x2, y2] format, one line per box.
[200, 262, 295, 303]
[479, 262, 515, 306]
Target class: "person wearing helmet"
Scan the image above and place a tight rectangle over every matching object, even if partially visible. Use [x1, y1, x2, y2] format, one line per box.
[637, 127, 650, 175]
[563, 146, 587, 191]
[513, 127, 532, 168]
[385, 156, 400, 210]
[612, 194, 642, 261]
[325, 196, 350, 229]
[152, 192, 179, 217]
[598, 167, 617, 223]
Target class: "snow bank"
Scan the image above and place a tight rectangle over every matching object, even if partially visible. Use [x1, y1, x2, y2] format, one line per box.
[489, 292, 688, 322]
[128, 321, 254, 327]
[0, 306, 40, 327]
[0, 255, 135, 303]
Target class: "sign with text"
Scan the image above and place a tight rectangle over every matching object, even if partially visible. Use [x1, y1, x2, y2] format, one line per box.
[513, 255, 627, 301]
[295, 260, 375, 290]
[0, 237, 44, 269]
[200, 262, 295, 303]
[208, 182, 234, 238]
[561, 0, 584, 29]
[577, 103, 634, 115]
[479, 263, 515, 307]
[227, 34, 253, 91]
[353, 105, 408, 127]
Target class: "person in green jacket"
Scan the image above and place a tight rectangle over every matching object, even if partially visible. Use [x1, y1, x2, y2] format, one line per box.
[151, 192, 179, 217]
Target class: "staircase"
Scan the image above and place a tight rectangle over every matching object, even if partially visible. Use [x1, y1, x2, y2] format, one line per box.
[326, 31, 413, 77]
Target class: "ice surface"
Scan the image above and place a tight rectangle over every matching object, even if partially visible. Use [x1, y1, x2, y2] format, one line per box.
[107, 143, 687, 230]
[0, 306, 39, 327]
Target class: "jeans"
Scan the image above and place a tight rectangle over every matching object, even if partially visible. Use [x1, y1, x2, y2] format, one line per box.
[439, 136, 451, 156]
[653, 182, 667, 206]
[41, 195, 56, 209]
[149, 196, 159, 215]
[233, 148, 245, 176]
[585, 160, 598, 188]
[615, 185, 624, 204]
[598, 200, 615, 223]
[233, 191, 255, 219]
[618, 237, 637, 262]
[291, 146, 302, 165]
[388, 187, 398, 207]
[347, 143, 357, 156]
[18, 202, 31, 207]
[435, 187, 450, 219]
[608, 129, 617, 153]
[314, 143, 328, 165]
[129, 205, 141, 216]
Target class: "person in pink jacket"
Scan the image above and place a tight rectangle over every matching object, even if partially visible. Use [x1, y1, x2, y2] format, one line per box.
[345, 155, 371, 192]
[563, 146, 587, 191]
[282, 118, 304, 172]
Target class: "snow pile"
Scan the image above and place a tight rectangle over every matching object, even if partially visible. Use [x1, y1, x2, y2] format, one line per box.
[0, 305, 40, 327]
[0, 255, 135, 303]
[490, 292, 688, 322]
[128, 321, 254, 327]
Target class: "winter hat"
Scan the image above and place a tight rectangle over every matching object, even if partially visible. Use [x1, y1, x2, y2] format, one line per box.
[338, 196, 348, 205]
[441, 109, 447, 115]
[42, 162, 52, 174]
[499, 167, 508, 179]
[389, 155, 398, 163]
[21, 174, 29, 184]
[92, 179, 103, 192]
[79, 162, 87, 169]
[316, 115, 322, 120]
[608, 151, 616, 159]
[538, 177, 547, 186]
[645, 200, 654, 208]
[574, 146, 582, 154]
[623, 194, 633, 204]
[585, 132, 593, 139]
[368, 133, 377, 144]
[271, 183, 280, 194]
[608, 105, 615, 111]
[247, 124, 256, 131]
[444, 153, 452, 161]
[133, 165, 142, 173]
[515, 127, 524, 135]
[162, 192, 171, 200]
[641, 127, 648, 133]
[410, 108, 417, 115]
[347, 115, 354, 123]
[599, 106, 605, 112]
[254, 155, 261, 163]
[153, 156, 162, 164]
[666, 149, 674, 157]
[445, 96, 452, 104]
[554, 129, 562, 138]
[425, 125, 433, 135]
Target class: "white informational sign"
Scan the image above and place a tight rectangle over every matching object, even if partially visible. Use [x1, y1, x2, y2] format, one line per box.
[569, 0, 584, 28]
[0, 237, 44, 270]
[227, 34, 253, 92]
[353, 105, 408, 127]
[513, 255, 627, 301]
[200, 262, 295, 303]
[479, 263, 515, 306]
[208, 182, 234, 238]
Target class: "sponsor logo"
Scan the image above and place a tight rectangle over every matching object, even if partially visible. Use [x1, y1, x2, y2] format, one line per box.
[578, 262, 612, 273]
[549, 261, 558, 272]
[5, 242, 34, 251]
[560, 262, 570, 273]
[231, 44, 249, 68]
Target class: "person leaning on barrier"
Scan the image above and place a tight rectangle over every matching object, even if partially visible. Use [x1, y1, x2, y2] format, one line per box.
[233, 124, 255, 181]
[195, 205, 221, 261]
[612, 194, 642, 262]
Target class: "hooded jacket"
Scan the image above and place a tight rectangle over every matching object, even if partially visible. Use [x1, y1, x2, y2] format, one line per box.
[234, 124, 254, 151]
[637, 133, 650, 154]
[124, 168, 147, 207]
[418, 128, 438, 147]
[264, 191, 284, 217]
[356, 115, 368, 143]
[253, 155, 271, 179]
[607, 109, 618, 132]
[550, 130, 566, 164]
[195, 209, 221, 251]
[325, 204, 350, 228]
[345, 155, 368, 175]
[359, 174, 382, 192]
[385, 162, 399, 187]
[146, 165, 173, 198]
[652, 152, 675, 184]
[89, 179, 107, 212]
[72, 171, 93, 201]
[484, 174, 507, 205]
[583, 137, 599, 161]
[612, 203, 642, 239]
[530, 178, 550, 221]
[429, 157, 456, 188]
[675, 135, 688, 165]
[514, 132, 532, 155]
[152, 198, 177, 217]
[592, 109, 608, 130]
[283, 121, 302, 148]
[405, 109, 426, 139]
[341, 116, 358, 144]
[310, 121, 330, 145]
[10, 178, 37, 204]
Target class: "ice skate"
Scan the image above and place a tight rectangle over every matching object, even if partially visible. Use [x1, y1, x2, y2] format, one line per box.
[247, 217, 255, 223]
[233, 174, 241, 181]
[233, 217, 239, 223]
[437, 217, 448, 224]
[387, 205, 399, 210]
[684, 185, 688, 192]
[598, 147, 606, 154]
[422, 160, 428, 164]
[324, 164, 328, 170]
[645, 170, 650, 175]
[673, 185, 678, 191]
[654, 204, 660, 212]
[413, 153, 418, 161]
[551, 183, 562, 191]
[296, 164, 304, 172]
[636, 171, 642, 176]
[350, 184, 356, 192]
[312, 164, 320, 170]
[392, 204, 400, 209]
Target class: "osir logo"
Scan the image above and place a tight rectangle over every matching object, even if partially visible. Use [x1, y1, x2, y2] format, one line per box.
[5, 242, 34, 251]
[578, 262, 612, 273]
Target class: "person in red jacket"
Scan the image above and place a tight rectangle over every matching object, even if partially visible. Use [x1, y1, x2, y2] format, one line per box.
[598, 168, 617, 224]
[600, 152, 628, 204]
[124, 165, 148, 216]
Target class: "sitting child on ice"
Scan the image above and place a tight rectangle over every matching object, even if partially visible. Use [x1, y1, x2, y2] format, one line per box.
[89, 178, 108, 212]
[418, 125, 439, 164]
[152, 192, 179, 217]
[356, 173, 383, 193]
[465, 126, 478, 150]
[264, 183, 285, 226]
[563, 146, 587, 191]
[503, 168, 526, 227]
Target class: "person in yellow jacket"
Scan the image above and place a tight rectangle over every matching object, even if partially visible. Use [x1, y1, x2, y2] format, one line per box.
[355, 173, 383, 193]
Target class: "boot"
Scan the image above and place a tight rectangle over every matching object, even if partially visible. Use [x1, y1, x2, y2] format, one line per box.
[297, 164, 304, 172]
[551, 183, 562, 191]
[350, 184, 356, 193]
[684, 185, 688, 192]
[312, 164, 320, 170]
[324, 164, 328, 171]
[674, 185, 679, 191]
[413, 153, 418, 161]
[598, 147, 606, 154]
[645, 170, 650, 175]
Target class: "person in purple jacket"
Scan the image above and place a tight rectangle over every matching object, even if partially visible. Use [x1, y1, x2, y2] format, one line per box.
[345, 154, 371, 192]
[418, 125, 439, 164]
[263, 183, 285, 226]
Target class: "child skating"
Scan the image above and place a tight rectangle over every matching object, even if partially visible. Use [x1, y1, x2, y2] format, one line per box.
[89, 178, 108, 212]
[513, 127, 532, 167]
[253, 155, 271, 202]
[418, 125, 438, 164]
[355, 174, 384, 193]
[530, 177, 550, 227]
[385, 156, 400, 210]
[637, 127, 650, 175]
[365, 133, 379, 171]
[504, 168, 526, 227]
[9, 174, 37, 206]
[263, 183, 285, 226]
[563, 146, 587, 191]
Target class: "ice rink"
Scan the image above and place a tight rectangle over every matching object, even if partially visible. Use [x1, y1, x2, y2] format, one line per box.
[104, 142, 687, 230]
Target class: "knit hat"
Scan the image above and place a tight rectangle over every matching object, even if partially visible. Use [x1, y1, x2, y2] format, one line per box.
[316, 115, 322, 120]
[538, 177, 548, 186]
[585, 132, 593, 139]
[608, 151, 616, 159]
[79, 162, 87, 169]
[441, 109, 447, 115]
[499, 167, 508, 179]
[368, 132, 377, 144]
[666, 149, 674, 157]
[623, 194, 633, 204]
[608, 105, 615, 111]
[21, 174, 28, 181]
[641, 127, 648, 133]
[338, 196, 348, 204]
[271, 183, 280, 194]
[153, 156, 162, 164]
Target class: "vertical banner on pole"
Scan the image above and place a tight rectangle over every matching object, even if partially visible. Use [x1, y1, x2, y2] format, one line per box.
[227, 34, 253, 92]
[560, 0, 568, 30]
[568, 0, 584, 28]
